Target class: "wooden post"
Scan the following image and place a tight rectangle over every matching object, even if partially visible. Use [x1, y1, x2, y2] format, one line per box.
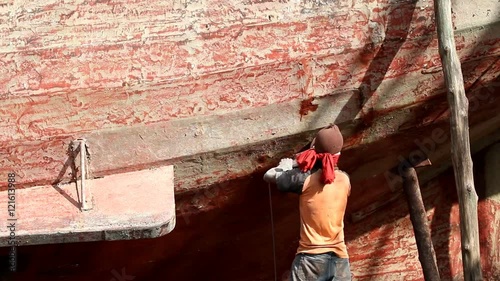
[433, 0, 483, 280]
[401, 166, 441, 281]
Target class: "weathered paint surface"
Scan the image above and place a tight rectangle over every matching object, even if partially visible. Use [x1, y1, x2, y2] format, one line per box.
[0, 0, 499, 279]
[0, 165, 175, 246]
[349, 167, 500, 281]
[1, 152, 499, 280]
[0, 0, 499, 193]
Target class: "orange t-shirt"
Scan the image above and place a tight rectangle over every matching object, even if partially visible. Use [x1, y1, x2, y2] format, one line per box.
[296, 170, 350, 258]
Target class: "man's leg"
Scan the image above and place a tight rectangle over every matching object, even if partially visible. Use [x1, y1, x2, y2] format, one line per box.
[329, 256, 351, 281]
[290, 253, 330, 281]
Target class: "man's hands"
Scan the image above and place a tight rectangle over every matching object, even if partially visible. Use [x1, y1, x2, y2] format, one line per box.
[277, 158, 294, 171]
[263, 158, 295, 184]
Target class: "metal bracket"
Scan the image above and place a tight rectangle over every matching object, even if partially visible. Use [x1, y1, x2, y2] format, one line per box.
[75, 139, 93, 211]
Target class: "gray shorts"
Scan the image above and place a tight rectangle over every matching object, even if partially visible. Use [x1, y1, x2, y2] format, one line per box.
[290, 252, 352, 281]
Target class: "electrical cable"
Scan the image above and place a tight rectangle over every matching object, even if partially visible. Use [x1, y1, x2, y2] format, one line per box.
[267, 182, 278, 281]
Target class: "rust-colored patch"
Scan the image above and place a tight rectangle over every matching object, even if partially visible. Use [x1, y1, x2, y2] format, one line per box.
[299, 97, 318, 120]
[257, 155, 269, 164]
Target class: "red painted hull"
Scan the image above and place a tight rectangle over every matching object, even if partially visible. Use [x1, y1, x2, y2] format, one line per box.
[1, 165, 499, 280]
[0, 0, 499, 279]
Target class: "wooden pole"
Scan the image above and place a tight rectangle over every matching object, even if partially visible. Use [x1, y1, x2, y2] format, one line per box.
[401, 166, 440, 281]
[433, 0, 483, 280]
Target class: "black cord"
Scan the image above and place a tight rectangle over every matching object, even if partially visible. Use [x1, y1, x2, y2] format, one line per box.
[268, 183, 277, 281]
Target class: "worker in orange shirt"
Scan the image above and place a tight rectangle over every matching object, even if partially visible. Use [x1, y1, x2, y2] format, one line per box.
[264, 124, 352, 281]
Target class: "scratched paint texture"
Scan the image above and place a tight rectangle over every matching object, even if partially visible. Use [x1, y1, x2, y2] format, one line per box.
[0, 0, 499, 192]
[0, 0, 499, 279]
[348, 168, 500, 281]
[0, 153, 499, 280]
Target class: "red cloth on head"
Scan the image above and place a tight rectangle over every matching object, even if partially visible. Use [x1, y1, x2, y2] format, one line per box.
[296, 148, 340, 184]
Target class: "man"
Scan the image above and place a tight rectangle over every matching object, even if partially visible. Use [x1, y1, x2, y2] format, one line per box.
[264, 124, 351, 281]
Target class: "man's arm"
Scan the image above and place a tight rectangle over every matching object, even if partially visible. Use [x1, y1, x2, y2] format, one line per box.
[276, 168, 310, 194]
[263, 158, 308, 194]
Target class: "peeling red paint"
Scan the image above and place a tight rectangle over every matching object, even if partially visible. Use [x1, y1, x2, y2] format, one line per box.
[1, 160, 499, 280]
[0, 0, 499, 279]
[299, 97, 318, 119]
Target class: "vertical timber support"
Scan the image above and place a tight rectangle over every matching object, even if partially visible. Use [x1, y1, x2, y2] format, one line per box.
[433, 0, 483, 280]
[401, 166, 440, 281]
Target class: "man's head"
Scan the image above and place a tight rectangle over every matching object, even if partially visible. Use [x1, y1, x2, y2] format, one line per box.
[311, 124, 343, 154]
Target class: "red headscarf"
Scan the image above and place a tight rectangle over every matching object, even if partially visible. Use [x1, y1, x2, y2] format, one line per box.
[296, 124, 343, 184]
[296, 149, 340, 184]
